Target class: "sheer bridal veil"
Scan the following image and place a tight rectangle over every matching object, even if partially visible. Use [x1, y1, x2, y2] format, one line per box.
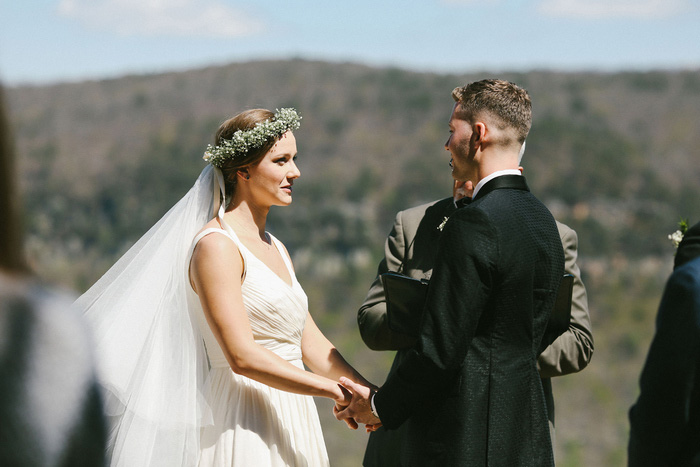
[75, 165, 227, 466]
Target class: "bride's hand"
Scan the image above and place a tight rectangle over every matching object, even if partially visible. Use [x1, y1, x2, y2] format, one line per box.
[333, 383, 358, 430]
[334, 377, 381, 427]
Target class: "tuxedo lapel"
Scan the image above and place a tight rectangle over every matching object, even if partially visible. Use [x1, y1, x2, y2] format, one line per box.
[473, 175, 530, 201]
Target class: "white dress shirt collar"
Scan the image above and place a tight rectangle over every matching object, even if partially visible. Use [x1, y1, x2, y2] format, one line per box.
[471, 169, 522, 200]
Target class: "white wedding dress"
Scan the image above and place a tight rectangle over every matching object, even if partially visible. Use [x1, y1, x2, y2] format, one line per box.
[189, 226, 330, 467]
[77, 166, 329, 466]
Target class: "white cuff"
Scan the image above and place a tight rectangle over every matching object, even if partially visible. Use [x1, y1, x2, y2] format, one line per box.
[370, 392, 379, 418]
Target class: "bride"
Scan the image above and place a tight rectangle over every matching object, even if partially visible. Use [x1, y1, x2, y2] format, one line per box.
[76, 108, 373, 466]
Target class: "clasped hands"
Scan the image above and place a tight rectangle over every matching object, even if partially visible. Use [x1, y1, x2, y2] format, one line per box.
[334, 377, 382, 432]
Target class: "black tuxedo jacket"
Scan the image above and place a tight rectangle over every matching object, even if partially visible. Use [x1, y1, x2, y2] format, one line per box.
[374, 175, 565, 466]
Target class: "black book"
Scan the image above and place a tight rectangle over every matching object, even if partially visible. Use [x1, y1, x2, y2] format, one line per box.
[381, 272, 429, 337]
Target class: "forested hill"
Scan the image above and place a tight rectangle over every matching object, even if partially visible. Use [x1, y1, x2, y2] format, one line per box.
[5, 60, 700, 465]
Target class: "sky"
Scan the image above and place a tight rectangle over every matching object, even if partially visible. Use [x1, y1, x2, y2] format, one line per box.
[1, 0, 699, 85]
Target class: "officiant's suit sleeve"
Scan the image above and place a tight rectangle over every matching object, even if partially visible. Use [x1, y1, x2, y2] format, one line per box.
[537, 222, 594, 378]
[358, 209, 421, 351]
[375, 209, 496, 429]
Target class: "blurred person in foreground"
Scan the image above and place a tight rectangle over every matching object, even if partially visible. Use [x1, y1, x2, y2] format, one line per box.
[0, 85, 106, 466]
[628, 220, 700, 466]
[357, 150, 593, 465]
[336, 79, 565, 466]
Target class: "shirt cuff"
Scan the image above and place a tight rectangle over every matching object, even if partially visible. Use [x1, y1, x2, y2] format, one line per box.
[370, 392, 379, 418]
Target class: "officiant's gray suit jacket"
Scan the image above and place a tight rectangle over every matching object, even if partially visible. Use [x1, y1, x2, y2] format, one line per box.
[358, 177, 593, 466]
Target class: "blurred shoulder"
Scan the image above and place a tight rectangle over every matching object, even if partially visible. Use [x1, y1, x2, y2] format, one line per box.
[556, 220, 577, 242]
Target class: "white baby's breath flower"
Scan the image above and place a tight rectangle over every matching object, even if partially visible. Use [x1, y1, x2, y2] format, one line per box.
[668, 218, 690, 249]
[202, 108, 301, 168]
[669, 229, 684, 248]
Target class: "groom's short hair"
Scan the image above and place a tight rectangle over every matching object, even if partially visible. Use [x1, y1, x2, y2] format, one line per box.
[452, 79, 532, 145]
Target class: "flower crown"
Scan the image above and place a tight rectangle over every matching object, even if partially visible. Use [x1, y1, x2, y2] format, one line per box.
[203, 108, 302, 168]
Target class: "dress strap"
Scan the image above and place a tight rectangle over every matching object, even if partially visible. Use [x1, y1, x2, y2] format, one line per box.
[192, 227, 232, 246]
[267, 233, 296, 284]
[190, 227, 247, 281]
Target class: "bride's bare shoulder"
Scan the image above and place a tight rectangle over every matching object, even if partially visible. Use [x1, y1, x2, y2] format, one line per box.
[192, 220, 237, 258]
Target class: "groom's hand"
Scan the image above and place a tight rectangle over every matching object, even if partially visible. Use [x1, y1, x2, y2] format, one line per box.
[334, 377, 382, 428]
[334, 383, 359, 430]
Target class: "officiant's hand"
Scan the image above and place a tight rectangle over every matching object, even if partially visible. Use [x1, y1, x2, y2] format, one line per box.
[453, 179, 473, 201]
[334, 377, 381, 429]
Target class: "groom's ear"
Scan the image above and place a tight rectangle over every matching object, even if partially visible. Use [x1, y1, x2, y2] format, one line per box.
[473, 122, 487, 142]
[471, 121, 487, 151]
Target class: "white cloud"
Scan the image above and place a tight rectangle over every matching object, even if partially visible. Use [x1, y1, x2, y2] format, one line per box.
[57, 0, 263, 37]
[538, 0, 690, 19]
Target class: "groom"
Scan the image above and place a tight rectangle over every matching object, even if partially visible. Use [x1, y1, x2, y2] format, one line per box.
[358, 179, 593, 466]
[336, 79, 564, 466]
